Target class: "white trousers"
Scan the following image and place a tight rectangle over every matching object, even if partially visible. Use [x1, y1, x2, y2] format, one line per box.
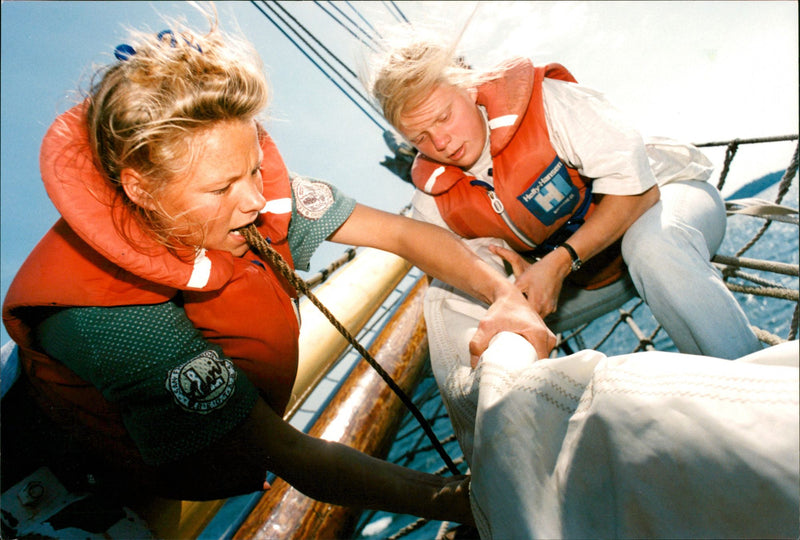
[621, 180, 761, 358]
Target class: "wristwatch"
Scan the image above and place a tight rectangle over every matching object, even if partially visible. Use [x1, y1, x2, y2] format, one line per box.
[560, 242, 583, 272]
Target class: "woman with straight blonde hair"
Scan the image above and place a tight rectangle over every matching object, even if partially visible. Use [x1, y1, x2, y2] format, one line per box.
[367, 27, 761, 359]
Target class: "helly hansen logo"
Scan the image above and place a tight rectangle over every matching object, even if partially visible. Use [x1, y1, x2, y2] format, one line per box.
[517, 157, 579, 226]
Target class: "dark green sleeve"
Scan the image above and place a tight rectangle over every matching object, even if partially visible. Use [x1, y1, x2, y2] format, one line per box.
[287, 173, 357, 271]
[35, 301, 259, 465]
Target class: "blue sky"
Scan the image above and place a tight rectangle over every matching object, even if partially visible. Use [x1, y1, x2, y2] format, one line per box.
[1, 1, 798, 345]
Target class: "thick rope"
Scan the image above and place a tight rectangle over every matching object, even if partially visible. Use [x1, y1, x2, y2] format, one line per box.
[773, 141, 799, 205]
[716, 140, 739, 190]
[735, 142, 799, 258]
[239, 224, 461, 476]
[387, 517, 430, 540]
[713, 254, 799, 277]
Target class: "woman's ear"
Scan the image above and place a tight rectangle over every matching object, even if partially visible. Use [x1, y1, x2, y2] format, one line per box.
[467, 87, 478, 103]
[120, 168, 156, 211]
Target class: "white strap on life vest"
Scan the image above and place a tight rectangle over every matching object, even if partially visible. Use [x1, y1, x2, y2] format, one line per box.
[187, 248, 212, 288]
[488, 114, 518, 130]
[423, 166, 447, 194]
[260, 198, 292, 215]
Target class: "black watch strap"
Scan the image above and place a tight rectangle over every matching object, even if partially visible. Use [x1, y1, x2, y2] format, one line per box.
[560, 242, 582, 272]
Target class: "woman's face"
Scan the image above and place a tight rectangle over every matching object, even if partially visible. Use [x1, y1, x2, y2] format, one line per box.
[156, 119, 266, 257]
[398, 82, 486, 170]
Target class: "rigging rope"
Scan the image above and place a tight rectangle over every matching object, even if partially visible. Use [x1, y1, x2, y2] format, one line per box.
[268, 1, 387, 120]
[315, 0, 380, 52]
[250, 1, 387, 131]
[733, 142, 799, 258]
[278, 1, 362, 77]
[345, 0, 383, 41]
[238, 223, 461, 476]
[383, 0, 410, 24]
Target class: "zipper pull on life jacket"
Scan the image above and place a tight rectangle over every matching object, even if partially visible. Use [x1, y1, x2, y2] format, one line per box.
[486, 189, 505, 214]
[470, 179, 538, 250]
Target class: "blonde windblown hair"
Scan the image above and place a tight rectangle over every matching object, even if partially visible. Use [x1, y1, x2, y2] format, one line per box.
[364, 17, 493, 134]
[86, 5, 269, 253]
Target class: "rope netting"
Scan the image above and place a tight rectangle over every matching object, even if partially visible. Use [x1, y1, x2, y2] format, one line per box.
[558, 135, 799, 357]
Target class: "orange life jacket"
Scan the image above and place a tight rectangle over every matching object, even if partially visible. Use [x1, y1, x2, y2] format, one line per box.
[411, 59, 624, 289]
[2, 103, 301, 443]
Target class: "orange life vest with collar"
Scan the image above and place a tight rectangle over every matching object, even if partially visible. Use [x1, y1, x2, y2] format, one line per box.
[411, 59, 624, 289]
[2, 103, 301, 440]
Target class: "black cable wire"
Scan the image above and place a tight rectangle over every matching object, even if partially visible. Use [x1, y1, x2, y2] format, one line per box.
[274, 1, 360, 77]
[381, 0, 404, 23]
[250, 0, 386, 131]
[265, 1, 385, 120]
[313, 0, 378, 52]
[385, 0, 410, 23]
[324, 0, 379, 48]
[346, 0, 383, 41]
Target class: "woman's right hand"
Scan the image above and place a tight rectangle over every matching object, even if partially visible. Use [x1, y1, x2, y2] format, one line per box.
[434, 475, 475, 527]
[468, 281, 556, 366]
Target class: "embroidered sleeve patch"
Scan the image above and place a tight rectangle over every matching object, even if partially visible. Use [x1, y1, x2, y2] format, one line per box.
[291, 176, 335, 220]
[166, 350, 237, 414]
[516, 157, 579, 226]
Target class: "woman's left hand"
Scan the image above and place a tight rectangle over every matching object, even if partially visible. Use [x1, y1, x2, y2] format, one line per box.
[331, 205, 558, 364]
[489, 244, 569, 318]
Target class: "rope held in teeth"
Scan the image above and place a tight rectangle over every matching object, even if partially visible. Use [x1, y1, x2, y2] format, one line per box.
[238, 224, 460, 476]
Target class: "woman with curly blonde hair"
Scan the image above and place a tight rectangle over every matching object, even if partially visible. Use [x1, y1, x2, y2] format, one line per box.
[3, 12, 555, 522]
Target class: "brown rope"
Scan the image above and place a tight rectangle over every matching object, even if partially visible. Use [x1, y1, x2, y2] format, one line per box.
[238, 224, 460, 476]
[699, 136, 799, 343]
[716, 140, 739, 191]
[734, 142, 799, 258]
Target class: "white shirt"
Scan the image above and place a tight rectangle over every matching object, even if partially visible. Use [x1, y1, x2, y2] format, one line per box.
[412, 76, 713, 227]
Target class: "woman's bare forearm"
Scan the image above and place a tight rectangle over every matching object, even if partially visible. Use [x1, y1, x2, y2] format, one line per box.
[156, 398, 474, 524]
[330, 204, 518, 303]
[560, 186, 660, 264]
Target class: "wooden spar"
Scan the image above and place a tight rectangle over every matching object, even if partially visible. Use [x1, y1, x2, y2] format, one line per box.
[233, 276, 431, 540]
[134, 248, 414, 539]
[288, 247, 412, 417]
[132, 497, 226, 540]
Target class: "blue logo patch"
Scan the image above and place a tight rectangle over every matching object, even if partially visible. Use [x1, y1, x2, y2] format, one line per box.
[516, 157, 579, 226]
